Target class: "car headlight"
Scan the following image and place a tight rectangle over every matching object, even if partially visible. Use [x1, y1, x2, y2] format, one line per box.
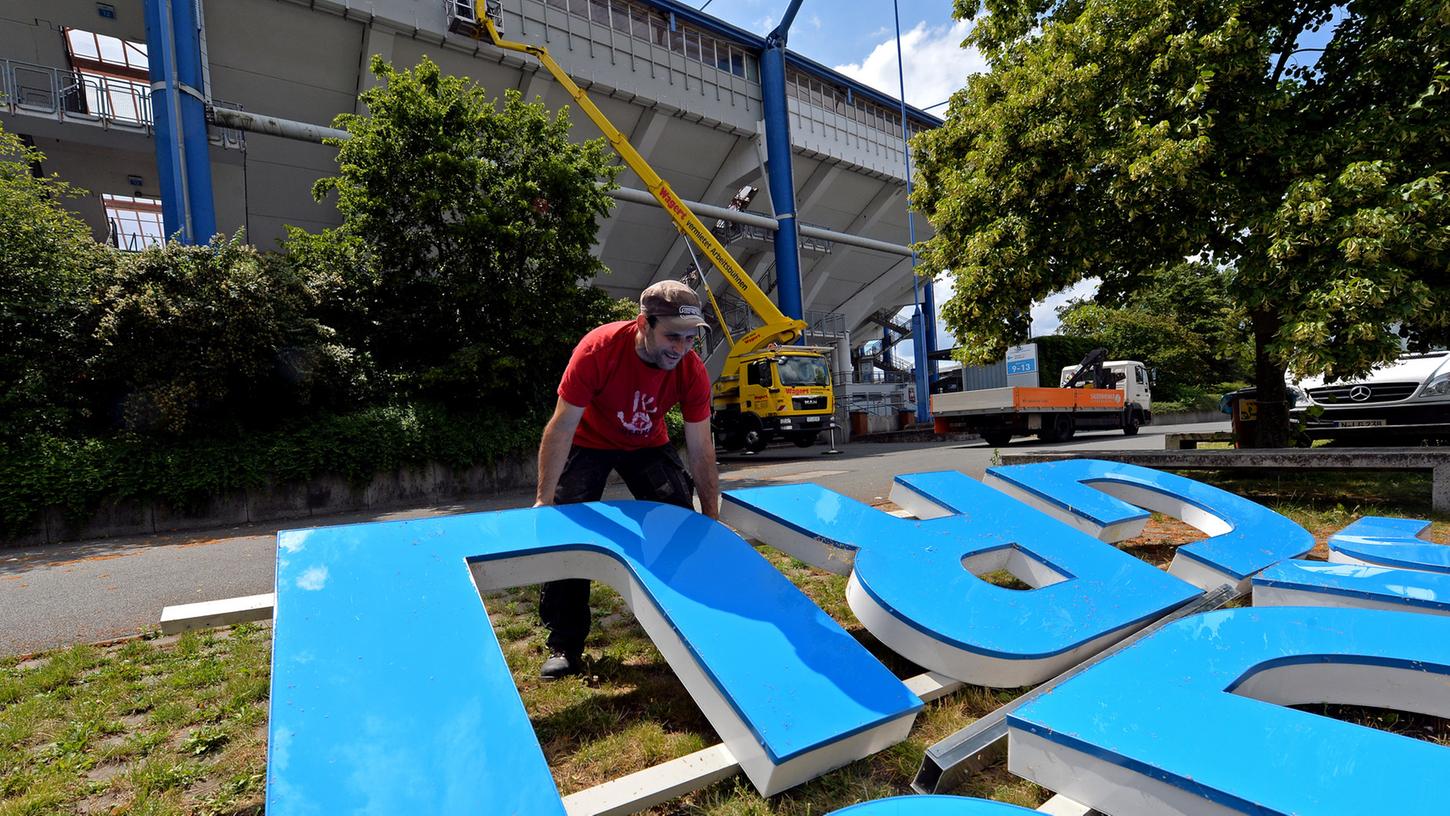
[1421, 373, 1450, 397]
[1285, 385, 1307, 408]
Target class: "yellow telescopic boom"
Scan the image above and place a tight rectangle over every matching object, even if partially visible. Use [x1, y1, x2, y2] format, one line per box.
[479, 15, 807, 354]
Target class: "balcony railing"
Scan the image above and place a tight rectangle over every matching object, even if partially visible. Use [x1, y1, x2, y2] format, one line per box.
[1, 58, 244, 149]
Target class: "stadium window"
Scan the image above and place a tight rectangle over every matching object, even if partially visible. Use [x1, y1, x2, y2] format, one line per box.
[102, 193, 164, 251]
[65, 28, 147, 73]
[63, 27, 149, 123]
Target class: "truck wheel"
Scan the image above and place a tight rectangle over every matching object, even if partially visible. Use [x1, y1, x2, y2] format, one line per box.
[743, 418, 770, 453]
[1037, 414, 1074, 443]
[981, 429, 1012, 447]
[790, 432, 818, 448]
[1123, 411, 1141, 436]
[1059, 415, 1076, 441]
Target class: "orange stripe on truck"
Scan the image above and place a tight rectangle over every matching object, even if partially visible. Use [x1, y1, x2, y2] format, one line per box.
[1012, 387, 1125, 410]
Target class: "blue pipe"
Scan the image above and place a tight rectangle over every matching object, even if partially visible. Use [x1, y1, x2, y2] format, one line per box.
[892, 0, 931, 422]
[760, 0, 806, 323]
[143, 0, 216, 244]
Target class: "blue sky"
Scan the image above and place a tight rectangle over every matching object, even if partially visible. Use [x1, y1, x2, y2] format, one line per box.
[686, 3, 1347, 356]
[691, 1, 983, 111]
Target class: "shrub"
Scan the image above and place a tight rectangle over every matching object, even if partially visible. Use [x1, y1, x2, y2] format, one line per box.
[0, 405, 542, 539]
[88, 233, 355, 436]
[0, 124, 113, 438]
[311, 56, 623, 413]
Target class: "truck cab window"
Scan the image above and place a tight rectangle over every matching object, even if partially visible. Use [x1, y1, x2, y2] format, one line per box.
[777, 356, 830, 387]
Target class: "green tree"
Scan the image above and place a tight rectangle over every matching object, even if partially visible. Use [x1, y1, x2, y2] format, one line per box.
[0, 124, 112, 438]
[1055, 302, 1210, 399]
[307, 56, 622, 412]
[1062, 261, 1253, 390]
[916, 0, 1449, 445]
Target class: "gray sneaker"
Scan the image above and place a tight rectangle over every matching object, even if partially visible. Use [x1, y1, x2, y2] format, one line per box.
[539, 650, 581, 680]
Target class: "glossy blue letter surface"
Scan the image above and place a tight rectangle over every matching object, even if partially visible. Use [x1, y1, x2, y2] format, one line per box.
[1008, 607, 1450, 815]
[722, 472, 1199, 687]
[1254, 560, 1450, 616]
[1328, 515, 1450, 573]
[267, 502, 921, 812]
[983, 460, 1314, 590]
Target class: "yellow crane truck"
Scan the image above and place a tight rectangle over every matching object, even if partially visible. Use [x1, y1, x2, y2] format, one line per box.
[465, 2, 836, 452]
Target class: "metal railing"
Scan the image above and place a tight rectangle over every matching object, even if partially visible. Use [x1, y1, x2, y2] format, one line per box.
[1, 58, 245, 148]
[715, 219, 834, 255]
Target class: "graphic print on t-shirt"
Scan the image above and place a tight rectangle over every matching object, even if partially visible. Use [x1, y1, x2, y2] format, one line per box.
[618, 390, 657, 435]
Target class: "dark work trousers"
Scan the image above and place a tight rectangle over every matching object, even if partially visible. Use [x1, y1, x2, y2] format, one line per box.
[539, 444, 696, 657]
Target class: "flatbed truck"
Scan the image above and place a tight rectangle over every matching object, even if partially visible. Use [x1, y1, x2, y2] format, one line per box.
[931, 359, 1152, 446]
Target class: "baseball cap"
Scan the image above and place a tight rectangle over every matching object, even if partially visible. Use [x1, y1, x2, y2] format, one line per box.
[640, 280, 709, 333]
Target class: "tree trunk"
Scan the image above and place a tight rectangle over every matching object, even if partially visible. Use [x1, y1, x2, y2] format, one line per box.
[1250, 309, 1290, 448]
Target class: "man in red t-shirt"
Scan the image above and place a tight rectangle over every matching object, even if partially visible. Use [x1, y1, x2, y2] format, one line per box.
[533, 280, 720, 679]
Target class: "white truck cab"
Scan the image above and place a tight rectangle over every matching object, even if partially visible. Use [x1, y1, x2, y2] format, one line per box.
[1059, 360, 1154, 410]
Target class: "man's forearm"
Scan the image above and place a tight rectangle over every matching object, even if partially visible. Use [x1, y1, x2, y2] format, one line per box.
[690, 448, 720, 518]
[535, 419, 574, 505]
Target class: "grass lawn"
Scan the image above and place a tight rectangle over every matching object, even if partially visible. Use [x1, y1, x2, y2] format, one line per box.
[3, 471, 1447, 814]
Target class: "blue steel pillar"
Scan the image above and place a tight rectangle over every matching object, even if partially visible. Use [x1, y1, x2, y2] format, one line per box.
[923, 275, 939, 384]
[760, 0, 806, 322]
[893, 0, 931, 423]
[144, 0, 216, 244]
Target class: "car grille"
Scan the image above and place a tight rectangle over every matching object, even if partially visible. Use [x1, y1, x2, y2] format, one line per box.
[793, 396, 827, 411]
[1308, 382, 1419, 404]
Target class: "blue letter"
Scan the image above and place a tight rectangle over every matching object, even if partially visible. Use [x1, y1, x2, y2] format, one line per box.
[268, 502, 921, 812]
[1328, 515, 1450, 573]
[1254, 560, 1450, 616]
[1008, 607, 1450, 815]
[722, 472, 1199, 687]
[983, 460, 1313, 590]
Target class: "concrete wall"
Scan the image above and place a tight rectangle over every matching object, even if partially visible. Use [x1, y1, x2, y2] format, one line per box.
[6, 456, 539, 548]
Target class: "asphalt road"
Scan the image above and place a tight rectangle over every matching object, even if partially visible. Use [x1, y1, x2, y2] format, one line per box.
[0, 420, 1228, 656]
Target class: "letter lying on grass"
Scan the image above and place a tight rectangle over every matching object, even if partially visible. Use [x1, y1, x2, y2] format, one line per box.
[1007, 607, 1450, 816]
[723, 471, 1201, 687]
[983, 460, 1315, 591]
[267, 502, 921, 813]
[265, 462, 1450, 815]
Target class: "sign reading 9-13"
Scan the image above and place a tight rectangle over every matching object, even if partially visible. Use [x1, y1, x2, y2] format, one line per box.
[265, 461, 1450, 815]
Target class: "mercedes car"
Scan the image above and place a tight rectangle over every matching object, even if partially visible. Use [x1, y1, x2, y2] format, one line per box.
[1290, 351, 1450, 442]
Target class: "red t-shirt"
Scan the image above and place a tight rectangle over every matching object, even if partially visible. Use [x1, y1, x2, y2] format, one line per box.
[558, 320, 711, 450]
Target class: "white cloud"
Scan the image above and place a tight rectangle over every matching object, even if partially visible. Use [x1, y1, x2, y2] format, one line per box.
[296, 565, 329, 591]
[832, 19, 986, 110]
[1030, 278, 1100, 336]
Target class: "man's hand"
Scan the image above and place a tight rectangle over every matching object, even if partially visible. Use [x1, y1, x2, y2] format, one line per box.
[683, 419, 720, 519]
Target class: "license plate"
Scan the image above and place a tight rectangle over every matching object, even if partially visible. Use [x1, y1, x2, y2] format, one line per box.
[805, 416, 821, 423]
[1335, 419, 1387, 428]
